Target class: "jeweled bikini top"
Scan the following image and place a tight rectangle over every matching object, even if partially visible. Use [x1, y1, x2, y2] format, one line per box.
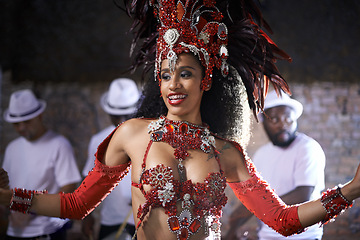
[132, 116, 227, 240]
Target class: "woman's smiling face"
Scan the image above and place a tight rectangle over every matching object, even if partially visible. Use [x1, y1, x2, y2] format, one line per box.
[160, 53, 206, 123]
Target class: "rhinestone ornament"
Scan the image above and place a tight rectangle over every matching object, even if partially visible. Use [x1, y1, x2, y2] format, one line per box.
[135, 116, 227, 239]
[154, 0, 229, 90]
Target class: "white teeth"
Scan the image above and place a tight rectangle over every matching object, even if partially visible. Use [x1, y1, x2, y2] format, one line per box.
[168, 95, 186, 100]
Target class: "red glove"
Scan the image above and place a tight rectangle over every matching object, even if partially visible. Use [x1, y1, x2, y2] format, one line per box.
[60, 128, 131, 220]
[60, 130, 131, 220]
[60, 158, 130, 219]
[228, 173, 305, 237]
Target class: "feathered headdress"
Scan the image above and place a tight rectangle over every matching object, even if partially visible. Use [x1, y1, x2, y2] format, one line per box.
[121, 0, 292, 115]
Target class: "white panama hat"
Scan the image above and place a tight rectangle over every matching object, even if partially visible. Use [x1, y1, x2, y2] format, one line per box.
[100, 78, 140, 115]
[263, 90, 303, 120]
[3, 89, 47, 123]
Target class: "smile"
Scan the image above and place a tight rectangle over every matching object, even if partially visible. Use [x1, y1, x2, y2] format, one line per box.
[167, 94, 187, 105]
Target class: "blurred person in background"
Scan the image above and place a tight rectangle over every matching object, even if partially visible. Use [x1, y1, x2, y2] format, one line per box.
[81, 78, 140, 240]
[225, 90, 325, 240]
[2, 89, 81, 240]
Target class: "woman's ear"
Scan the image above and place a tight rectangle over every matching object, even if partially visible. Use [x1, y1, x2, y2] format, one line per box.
[203, 82, 212, 91]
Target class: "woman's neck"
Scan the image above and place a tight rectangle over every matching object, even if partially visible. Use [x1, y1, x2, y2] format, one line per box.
[165, 113, 203, 125]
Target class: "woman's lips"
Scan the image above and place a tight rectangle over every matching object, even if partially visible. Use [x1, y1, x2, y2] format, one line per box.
[167, 93, 187, 105]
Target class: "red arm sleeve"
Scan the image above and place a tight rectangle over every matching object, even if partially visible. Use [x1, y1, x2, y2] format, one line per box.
[60, 159, 130, 220]
[228, 173, 305, 237]
[59, 127, 131, 220]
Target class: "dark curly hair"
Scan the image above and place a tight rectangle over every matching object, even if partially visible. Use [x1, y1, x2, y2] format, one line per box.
[133, 63, 251, 146]
[118, 0, 291, 143]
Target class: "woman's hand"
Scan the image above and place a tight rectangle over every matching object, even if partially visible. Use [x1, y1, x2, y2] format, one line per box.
[341, 164, 360, 202]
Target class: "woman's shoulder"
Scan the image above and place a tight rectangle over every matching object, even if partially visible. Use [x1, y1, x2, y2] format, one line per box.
[214, 135, 245, 154]
[213, 135, 253, 182]
[103, 118, 156, 166]
[124, 117, 150, 127]
[116, 117, 155, 135]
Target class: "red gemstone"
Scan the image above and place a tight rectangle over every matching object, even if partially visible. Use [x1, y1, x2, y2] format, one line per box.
[179, 228, 189, 240]
[189, 219, 201, 233]
[179, 123, 188, 133]
[181, 217, 189, 226]
[194, 129, 202, 137]
[168, 217, 180, 231]
[165, 124, 174, 132]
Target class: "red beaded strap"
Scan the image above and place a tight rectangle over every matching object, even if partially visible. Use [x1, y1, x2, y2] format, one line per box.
[321, 185, 353, 225]
[9, 188, 48, 214]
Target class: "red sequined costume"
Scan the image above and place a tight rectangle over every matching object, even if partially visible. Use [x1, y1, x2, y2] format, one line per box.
[60, 116, 305, 240]
[132, 116, 227, 239]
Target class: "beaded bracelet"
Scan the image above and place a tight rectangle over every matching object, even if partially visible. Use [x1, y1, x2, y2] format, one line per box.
[320, 185, 353, 225]
[9, 188, 47, 214]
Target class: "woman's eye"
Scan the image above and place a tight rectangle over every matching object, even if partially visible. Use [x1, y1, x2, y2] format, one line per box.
[161, 73, 171, 81]
[180, 71, 192, 78]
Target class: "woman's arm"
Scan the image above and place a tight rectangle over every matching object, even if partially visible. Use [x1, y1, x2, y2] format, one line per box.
[224, 139, 360, 236]
[298, 177, 360, 227]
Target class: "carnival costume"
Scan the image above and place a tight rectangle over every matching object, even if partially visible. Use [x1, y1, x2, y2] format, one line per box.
[8, 0, 354, 239]
[10, 117, 353, 239]
[60, 115, 306, 239]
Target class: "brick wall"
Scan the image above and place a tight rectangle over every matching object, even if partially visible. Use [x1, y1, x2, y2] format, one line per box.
[222, 82, 360, 239]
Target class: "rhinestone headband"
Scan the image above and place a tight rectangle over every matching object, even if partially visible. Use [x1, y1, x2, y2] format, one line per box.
[152, 0, 229, 90]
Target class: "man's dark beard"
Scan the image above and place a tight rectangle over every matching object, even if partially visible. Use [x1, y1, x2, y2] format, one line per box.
[271, 131, 297, 148]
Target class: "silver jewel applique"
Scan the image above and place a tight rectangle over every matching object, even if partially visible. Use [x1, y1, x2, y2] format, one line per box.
[158, 182, 175, 207]
[192, 9, 201, 26]
[217, 23, 228, 40]
[178, 42, 211, 68]
[182, 193, 193, 209]
[220, 44, 229, 77]
[200, 48, 210, 66]
[180, 42, 200, 56]
[198, 31, 210, 44]
[148, 116, 165, 133]
[210, 218, 221, 240]
[200, 129, 216, 153]
[204, 216, 222, 240]
[163, 29, 180, 73]
[167, 50, 178, 73]
[220, 44, 228, 56]
[221, 60, 229, 77]
[164, 28, 180, 46]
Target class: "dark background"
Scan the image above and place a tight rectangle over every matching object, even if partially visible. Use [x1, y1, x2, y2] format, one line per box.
[0, 0, 359, 85]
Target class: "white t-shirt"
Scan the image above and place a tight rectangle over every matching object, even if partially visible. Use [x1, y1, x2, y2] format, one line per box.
[83, 125, 134, 226]
[3, 130, 81, 238]
[252, 133, 325, 240]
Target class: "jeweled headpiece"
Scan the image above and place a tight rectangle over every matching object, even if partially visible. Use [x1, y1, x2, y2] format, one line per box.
[152, 0, 229, 90]
[123, 0, 293, 115]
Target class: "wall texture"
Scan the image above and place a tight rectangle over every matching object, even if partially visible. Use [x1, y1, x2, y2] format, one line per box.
[222, 82, 360, 240]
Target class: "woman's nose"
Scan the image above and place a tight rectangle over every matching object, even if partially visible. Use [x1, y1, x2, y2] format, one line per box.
[169, 76, 180, 90]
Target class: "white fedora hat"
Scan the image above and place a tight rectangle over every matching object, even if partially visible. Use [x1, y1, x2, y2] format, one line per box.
[3, 89, 47, 123]
[264, 90, 303, 120]
[100, 78, 140, 115]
